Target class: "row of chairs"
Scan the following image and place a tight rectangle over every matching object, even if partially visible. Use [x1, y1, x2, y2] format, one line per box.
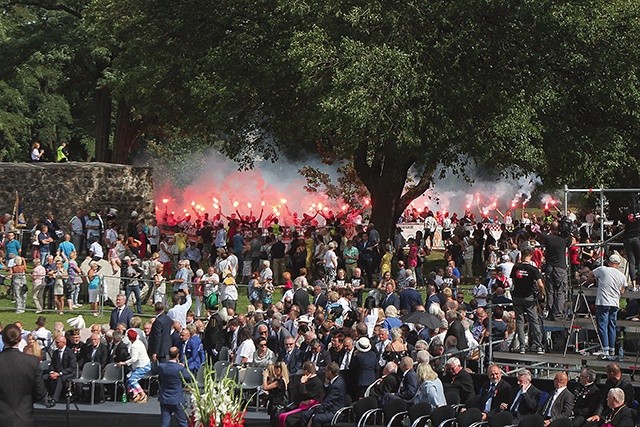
[329, 398, 453, 427]
[195, 360, 265, 411]
[40, 359, 161, 404]
[39, 360, 125, 405]
[329, 393, 574, 427]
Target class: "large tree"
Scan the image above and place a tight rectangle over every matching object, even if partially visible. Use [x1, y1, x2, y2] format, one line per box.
[90, 0, 640, 238]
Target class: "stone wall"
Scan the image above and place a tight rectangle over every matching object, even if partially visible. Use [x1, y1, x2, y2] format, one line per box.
[0, 162, 154, 229]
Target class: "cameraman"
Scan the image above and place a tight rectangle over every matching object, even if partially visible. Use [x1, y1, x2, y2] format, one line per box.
[589, 254, 627, 360]
[123, 256, 144, 314]
[509, 247, 545, 354]
[539, 221, 571, 320]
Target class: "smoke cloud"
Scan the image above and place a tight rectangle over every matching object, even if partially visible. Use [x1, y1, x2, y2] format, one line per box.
[151, 151, 555, 222]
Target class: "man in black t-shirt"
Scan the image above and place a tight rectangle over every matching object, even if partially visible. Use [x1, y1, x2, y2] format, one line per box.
[539, 221, 570, 319]
[510, 248, 545, 354]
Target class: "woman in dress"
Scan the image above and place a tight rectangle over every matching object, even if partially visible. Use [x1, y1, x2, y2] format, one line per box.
[53, 258, 68, 314]
[253, 337, 276, 368]
[277, 361, 323, 427]
[360, 296, 383, 338]
[117, 329, 151, 403]
[87, 261, 101, 316]
[383, 327, 409, 364]
[264, 361, 289, 427]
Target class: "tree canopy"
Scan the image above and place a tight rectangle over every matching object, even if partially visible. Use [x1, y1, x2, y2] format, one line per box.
[3, 0, 640, 237]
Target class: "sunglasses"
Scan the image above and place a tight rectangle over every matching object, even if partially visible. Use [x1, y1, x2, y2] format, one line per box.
[259, 344, 267, 347]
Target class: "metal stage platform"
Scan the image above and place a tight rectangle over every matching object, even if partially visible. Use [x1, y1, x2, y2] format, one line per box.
[492, 350, 640, 383]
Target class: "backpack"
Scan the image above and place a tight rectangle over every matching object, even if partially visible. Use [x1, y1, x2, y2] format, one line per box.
[205, 292, 219, 309]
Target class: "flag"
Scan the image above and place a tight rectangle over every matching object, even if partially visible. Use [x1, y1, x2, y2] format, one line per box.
[13, 191, 26, 228]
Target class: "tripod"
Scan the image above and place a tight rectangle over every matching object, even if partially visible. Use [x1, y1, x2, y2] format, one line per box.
[563, 285, 603, 356]
[65, 379, 79, 427]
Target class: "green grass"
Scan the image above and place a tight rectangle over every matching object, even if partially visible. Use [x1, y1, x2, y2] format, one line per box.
[0, 250, 450, 330]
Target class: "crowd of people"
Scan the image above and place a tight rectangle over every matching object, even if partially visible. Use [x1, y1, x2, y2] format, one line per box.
[0, 202, 638, 427]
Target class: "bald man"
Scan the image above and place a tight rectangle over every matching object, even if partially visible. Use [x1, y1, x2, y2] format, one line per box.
[539, 372, 574, 424]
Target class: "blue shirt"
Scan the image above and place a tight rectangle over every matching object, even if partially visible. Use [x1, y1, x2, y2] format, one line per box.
[58, 241, 76, 259]
[174, 268, 190, 292]
[4, 239, 20, 257]
[233, 233, 244, 254]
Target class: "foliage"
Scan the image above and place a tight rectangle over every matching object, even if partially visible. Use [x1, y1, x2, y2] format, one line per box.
[3, 0, 640, 238]
[299, 162, 369, 208]
[0, 1, 100, 161]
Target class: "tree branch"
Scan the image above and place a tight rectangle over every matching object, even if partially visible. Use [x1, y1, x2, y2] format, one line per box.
[1, 0, 82, 18]
[353, 141, 373, 188]
[399, 163, 436, 210]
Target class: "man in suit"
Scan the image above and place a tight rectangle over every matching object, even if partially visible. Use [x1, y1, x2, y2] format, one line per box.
[304, 339, 332, 374]
[155, 346, 191, 427]
[573, 368, 600, 427]
[109, 331, 130, 364]
[588, 363, 635, 424]
[312, 284, 328, 309]
[0, 324, 47, 427]
[478, 364, 512, 420]
[109, 294, 134, 330]
[46, 335, 77, 407]
[380, 282, 400, 311]
[278, 336, 302, 374]
[179, 328, 204, 373]
[500, 369, 542, 420]
[399, 280, 423, 312]
[444, 310, 469, 353]
[382, 356, 418, 404]
[79, 332, 108, 403]
[369, 362, 400, 403]
[444, 356, 475, 403]
[268, 318, 291, 357]
[540, 372, 574, 425]
[225, 318, 240, 352]
[81, 333, 108, 368]
[299, 363, 347, 427]
[148, 301, 173, 363]
[292, 280, 311, 312]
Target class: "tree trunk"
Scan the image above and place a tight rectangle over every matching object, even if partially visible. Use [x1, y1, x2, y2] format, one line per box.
[353, 143, 411, 242]
[94, 86, 112, 162]
[353, 142, 435, 242]
[112, 98, 142, 164]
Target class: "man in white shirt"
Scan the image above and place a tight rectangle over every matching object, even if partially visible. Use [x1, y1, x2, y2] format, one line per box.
[168, 289, 192, 329]
[540, 371, 574, 424]
[590, 254, 627, 359]
[89, 237, 104, 261]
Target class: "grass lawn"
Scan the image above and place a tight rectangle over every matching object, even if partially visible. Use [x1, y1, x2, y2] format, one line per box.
[0, 250, 451, 330]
